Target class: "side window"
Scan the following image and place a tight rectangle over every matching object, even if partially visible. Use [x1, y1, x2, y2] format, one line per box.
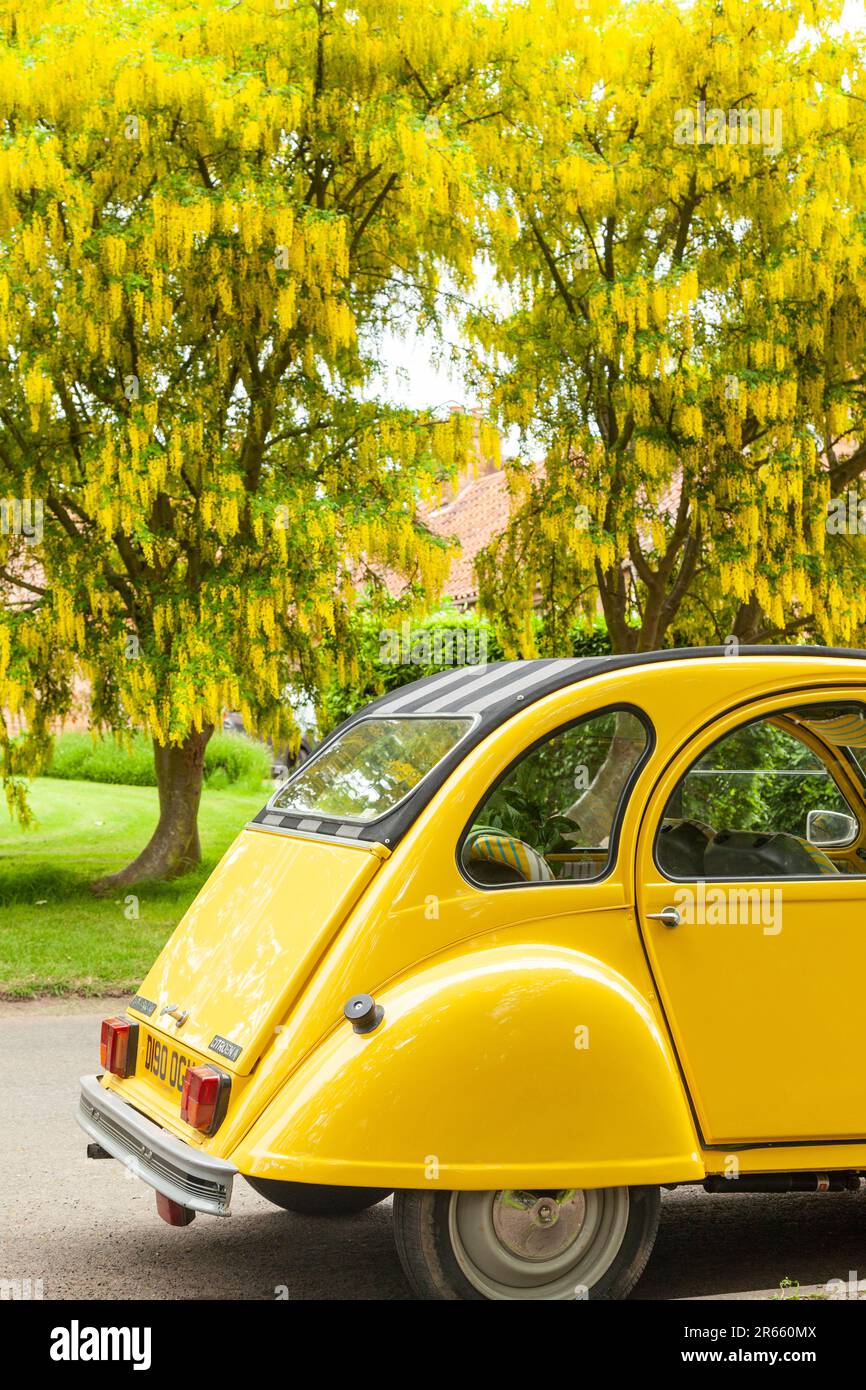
[461, 708, 650, 887]
[656, 703, 865, 881]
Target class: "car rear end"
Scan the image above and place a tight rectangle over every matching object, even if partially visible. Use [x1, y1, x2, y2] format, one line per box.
[77, 710, 474, 1224]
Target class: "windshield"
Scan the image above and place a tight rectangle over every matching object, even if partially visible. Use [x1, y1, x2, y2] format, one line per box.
[270, 716, 473, 823]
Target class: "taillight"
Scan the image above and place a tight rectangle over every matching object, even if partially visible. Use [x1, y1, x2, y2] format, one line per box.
[180, 1064, 230, 1135]
[99, 1016, 138, 1078]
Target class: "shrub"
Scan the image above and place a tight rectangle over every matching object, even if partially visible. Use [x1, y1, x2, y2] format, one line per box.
[319, 604, 615, 732]
[319, 604, 506, 731]
[569, 619, 612, 658]
[45, 730, 271, 791]
[47, 732, 156, 786]
[203, 732, 272, 790]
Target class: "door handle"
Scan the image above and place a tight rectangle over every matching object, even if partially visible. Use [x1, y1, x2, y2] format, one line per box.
[646, 906, 681, 928]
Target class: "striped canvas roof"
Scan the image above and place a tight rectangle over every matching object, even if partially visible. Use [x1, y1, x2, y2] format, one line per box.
[250, 645, 866, 848]
[373, 658, 586, 717]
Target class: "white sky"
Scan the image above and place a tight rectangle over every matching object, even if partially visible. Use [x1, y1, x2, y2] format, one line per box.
[371, 320, 478, 417]
[369, 259, 496, 420]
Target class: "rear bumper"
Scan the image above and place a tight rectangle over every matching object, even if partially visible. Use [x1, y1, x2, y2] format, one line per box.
[77, 1074, 236, 1216]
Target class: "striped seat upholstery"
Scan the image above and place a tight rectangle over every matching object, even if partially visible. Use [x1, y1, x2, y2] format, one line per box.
[792, 836, 839, 874]
[465, 832, 553, 883]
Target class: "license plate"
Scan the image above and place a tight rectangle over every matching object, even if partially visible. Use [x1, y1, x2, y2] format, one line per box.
[137, 1028, 199, 1101]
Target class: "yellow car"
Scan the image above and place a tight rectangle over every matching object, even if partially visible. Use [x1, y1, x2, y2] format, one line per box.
[79, 646, 866, 1300]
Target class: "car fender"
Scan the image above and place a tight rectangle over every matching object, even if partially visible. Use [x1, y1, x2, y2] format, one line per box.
[231, 943, 703, 1191]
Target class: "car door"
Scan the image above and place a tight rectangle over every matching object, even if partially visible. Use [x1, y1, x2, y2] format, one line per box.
[636, 687, 866, 1146]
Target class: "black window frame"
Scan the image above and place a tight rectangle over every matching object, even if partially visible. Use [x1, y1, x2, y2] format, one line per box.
[268, 712, 477, 827]
[456, 702, 655, 892]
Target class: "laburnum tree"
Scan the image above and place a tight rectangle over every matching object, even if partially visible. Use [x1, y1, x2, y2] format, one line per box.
[468, 0, 866, 655]
[0, 0, 503, 887]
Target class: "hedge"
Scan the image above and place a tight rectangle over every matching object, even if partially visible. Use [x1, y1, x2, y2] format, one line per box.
[45, 730, 271, 791]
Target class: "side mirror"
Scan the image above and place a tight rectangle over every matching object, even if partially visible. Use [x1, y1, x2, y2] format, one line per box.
[806, 808, 858, 847]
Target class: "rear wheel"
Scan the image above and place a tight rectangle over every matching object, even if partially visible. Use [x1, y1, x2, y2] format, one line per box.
[247, 1177, 391, 1216]
[393, 1185, 660, 1300]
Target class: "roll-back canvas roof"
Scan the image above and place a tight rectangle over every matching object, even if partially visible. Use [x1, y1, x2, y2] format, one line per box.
[250, 646, 866, 848]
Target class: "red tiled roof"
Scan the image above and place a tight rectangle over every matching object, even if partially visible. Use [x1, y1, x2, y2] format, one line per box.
[425, 468, 517, 605]
[426, 455, 686, 608]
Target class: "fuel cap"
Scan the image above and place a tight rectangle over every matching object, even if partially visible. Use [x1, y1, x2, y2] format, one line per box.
[344, 993, 384, 1035]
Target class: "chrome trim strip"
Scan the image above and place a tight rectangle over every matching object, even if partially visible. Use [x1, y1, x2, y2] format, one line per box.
[77, 1075, 236, 1217]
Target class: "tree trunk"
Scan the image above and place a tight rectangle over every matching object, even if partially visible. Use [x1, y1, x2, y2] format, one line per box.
[732, 594, 764, 643]
[595, 558, 639, 654]
[90, 726, 213, 894]
[565, 711, 646, 842]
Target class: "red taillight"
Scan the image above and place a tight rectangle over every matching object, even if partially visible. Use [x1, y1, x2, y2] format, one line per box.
[99, 1016, 138, 1077]
[180, 1064, 229, 1134]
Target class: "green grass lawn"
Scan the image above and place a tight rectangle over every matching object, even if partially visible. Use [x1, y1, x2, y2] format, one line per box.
[0, 778, 267, 998]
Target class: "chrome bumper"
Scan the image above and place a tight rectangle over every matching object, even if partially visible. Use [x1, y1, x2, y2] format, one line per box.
[78, 1074, 236, 1216]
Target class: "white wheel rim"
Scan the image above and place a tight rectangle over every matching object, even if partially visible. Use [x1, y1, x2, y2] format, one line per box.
[448, 1188, 630, 1300]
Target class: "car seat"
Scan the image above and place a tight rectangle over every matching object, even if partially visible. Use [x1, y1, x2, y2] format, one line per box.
[656, 819, 716, 877]
[463, 830, 553, 885]
[703, 830, 839, 877]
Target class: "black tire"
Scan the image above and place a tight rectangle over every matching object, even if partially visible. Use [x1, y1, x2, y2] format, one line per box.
[393, 1185, 660, 1300]
[246, 1176, 391, 1216]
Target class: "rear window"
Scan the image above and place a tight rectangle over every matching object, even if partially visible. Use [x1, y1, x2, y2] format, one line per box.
[270, 716, 473, 823]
